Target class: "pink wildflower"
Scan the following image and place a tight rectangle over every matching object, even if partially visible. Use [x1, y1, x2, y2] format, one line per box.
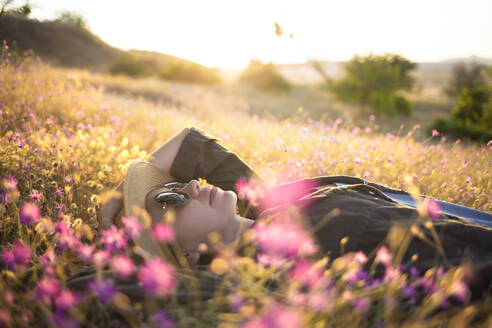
[450, 281, 470, 303]
[4, 175, 17, 190]
[432, 129, 440, 137]
[138, 257, 176, 298]
[110, 255, 135, 279]
[260, 179, 317, 212]
[101, 225, 128, 252]
[55, 289, 78, 311]
[427, 198, 441, 221]
[352, 297, 370, 313]
[77, 244, 94, 263]
[36, 277, 60, 304]
[257, 253, 288, 268]
[122, 216, 142, 238]
[64, 176, 73, 184]
[369, 115, 376, 121]
[152, 223, 175, 243]
[54, 223, 79, 252]
[253, 219, 316, 258]
[264, 304, 303, 328]
[289, 260, 323, 288]
[235, 177, 264, 206]
[93, 250, 110, 267]
[376, 246, 392, 266]
[19, 202, 41, 226]
[354, 251, 368, 265]
[28, 190, 42, 202]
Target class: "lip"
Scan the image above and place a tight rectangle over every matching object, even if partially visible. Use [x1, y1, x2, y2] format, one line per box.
[210, 187, 218, 205]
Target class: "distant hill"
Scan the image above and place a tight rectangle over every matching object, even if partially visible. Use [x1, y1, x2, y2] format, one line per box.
[0, 15, 215, 74]
[0, 15, 120, 70]
[276, 56, 492, 85]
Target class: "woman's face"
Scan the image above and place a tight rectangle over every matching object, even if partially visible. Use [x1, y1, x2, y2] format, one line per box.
[146, 180, 238, 263]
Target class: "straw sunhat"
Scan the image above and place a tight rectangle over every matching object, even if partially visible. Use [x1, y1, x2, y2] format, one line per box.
[123, 159, 183, 267]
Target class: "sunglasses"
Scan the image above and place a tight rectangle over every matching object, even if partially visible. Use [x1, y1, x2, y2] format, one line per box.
[153, 182, 189, 209]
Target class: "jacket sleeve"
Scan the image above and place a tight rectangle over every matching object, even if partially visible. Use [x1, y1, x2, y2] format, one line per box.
[170, 127, 263, 219]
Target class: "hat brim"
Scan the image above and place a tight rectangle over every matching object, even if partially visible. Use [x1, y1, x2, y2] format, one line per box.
[123, 159, 181, 265]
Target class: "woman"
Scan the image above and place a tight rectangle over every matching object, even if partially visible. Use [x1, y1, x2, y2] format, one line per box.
[70, 127, 492, 305]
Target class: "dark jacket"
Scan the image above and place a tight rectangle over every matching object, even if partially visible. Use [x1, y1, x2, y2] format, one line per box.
[67, 127, 492, 310]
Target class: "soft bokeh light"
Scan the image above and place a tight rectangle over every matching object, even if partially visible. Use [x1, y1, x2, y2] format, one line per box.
[27, 0, 492, 68]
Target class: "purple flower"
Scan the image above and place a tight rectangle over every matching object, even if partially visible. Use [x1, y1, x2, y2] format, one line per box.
[88, 279, 118, 302]
[55, 187, 64, 197]
[151, 309, 175, 328]
[48, 311, 80, 328]
[101, 226, 128, 252]
[402, 284, 417, 300]
[110, 255, 135, 279]
[19, 202, 41, 226]
[64, 176, 73, 184]
[122, 216, 142, 238]
[40, 250, 57, 267]
[410, 267, 420, 277]
[138, 257, 176, 298]
[36, 277, 60, 304]
[28, 190, 42, 202]
[9, 241, 32, 268]
[152, 223, 175, 243]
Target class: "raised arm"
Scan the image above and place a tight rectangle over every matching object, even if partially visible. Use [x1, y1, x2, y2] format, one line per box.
[99, 127, 190, 232]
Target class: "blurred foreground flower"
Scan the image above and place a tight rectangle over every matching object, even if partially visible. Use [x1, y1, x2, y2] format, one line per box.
[138, 257, 176, 298]
[19, 202, 40, 226]
[152, 309, 175, 328]
[122, 216, 143, 238]
[152, 223, 175, 243]
[110, 255, 135, 279]
[88, 278, 118, 302]
[253, 219, 318, 258]
[2, 241, 31, 269]
[101, 225, 128, 252]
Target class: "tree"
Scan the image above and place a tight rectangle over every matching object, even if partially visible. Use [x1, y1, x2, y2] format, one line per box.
[325, 53, 416, 116]
[444, 62, 488, 98]
[55, 10, 88, 29]
[429, 66, 492, 142]
[0, 0, 31, 17]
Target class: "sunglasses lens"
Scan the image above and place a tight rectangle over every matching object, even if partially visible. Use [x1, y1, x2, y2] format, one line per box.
[154, 192, 187, 205]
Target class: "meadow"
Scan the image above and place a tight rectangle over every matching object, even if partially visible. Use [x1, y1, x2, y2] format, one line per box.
[0, 45, 491, 327]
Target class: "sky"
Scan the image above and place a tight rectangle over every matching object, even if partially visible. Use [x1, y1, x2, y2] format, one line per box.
[25, 0, 492, 69]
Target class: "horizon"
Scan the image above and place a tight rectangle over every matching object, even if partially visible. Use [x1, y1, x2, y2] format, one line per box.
[23, 0, 492, 69]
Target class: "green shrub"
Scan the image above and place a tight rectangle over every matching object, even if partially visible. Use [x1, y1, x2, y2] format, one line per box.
[158, 60, 222, 84]
[238, 59, 291, 93]
[367, 92, 413, 117]
[108, 54, 152, 78]
[326, 53, 416, 116]
[428, 118, 492, 143]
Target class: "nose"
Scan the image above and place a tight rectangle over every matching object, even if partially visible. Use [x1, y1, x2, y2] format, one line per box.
[179, 180, 200, 198]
